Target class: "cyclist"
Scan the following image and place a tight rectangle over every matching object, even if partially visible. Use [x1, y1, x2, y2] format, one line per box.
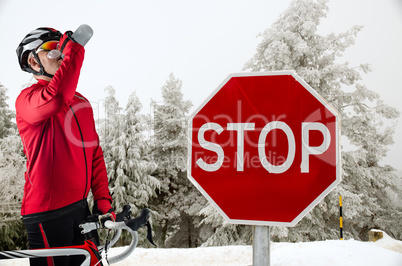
[15, 27, 115, 266]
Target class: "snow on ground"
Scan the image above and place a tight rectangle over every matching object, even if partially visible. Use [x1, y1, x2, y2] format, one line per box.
[1, 231, 401, 266]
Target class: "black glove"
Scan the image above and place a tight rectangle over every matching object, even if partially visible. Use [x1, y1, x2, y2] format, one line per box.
[58, 31, 74, 57]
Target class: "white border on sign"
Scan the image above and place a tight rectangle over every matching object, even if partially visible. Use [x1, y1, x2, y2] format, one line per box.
[187, 71, 341, 227]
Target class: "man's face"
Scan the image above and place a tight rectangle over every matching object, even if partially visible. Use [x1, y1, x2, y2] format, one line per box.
[37, 50, 63, 75]
[28, 50, 63, 81]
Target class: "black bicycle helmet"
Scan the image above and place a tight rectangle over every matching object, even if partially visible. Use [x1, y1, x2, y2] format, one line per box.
[16, 27, 62, 77]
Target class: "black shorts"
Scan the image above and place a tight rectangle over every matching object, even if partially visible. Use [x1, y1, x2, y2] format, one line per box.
[23, 199, 98, 266]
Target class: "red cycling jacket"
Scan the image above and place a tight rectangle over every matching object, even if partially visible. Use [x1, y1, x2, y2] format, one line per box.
[16, 41, 112, 216]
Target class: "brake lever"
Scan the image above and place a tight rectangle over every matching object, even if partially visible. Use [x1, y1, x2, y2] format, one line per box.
[116, 205, 132, 222]
[146, 221, 156, 246]
[124, 208, 156, 246]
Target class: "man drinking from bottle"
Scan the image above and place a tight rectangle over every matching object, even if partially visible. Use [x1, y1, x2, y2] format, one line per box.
[15, 26, 114, 266]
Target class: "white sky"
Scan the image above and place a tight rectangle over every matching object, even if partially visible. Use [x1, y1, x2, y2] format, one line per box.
[0, 0, 401, 168]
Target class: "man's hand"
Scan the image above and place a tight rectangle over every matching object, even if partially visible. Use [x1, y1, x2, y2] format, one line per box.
[58, 31, 74, 57]
[96, 198, 116, 221]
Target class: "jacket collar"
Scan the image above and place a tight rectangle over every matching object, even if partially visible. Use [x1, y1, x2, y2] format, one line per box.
[37, 79, 50, 85]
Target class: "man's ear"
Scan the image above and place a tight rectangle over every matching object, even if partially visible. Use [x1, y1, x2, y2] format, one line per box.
[28, 56, 40, 72]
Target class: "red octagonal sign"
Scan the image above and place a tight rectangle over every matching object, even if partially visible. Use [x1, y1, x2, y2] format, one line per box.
[188, 71, 341, 226]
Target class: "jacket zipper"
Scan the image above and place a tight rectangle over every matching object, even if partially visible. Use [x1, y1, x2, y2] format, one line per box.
[70, 105, 88, 201]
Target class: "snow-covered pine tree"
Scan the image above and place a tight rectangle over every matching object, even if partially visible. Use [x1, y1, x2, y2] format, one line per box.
[0, 83, 27, 250]
[0, 83, 15, 138]
[0, 133, 25, 205]
[199, 205, 252, 247]
[102, 85, 122, 148]
[0, 131, 27, 251]
[100, 87, 159, 214]
[201, 0, 401, 244]
[91, 85, 122, 210]
[150, 73, 208, 247]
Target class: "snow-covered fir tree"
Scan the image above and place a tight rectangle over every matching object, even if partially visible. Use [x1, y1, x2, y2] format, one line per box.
[150, 73, 208, 247]
[0, 83, 15, 138]
[201, 0, 401, 244]
[0, 133, 25, 204]
[0, 83, 27, 250]
[91, 85, 122, 210]
[99, 86, 160, 215]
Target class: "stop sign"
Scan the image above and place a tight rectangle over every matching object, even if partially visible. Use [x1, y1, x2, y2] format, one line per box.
[188, 71, 340, 226]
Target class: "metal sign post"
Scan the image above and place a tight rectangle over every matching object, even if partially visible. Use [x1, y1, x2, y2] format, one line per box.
[253, 225, 270, 266]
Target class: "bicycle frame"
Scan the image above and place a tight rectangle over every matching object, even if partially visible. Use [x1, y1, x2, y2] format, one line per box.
[0, 206, 149, 266]
[0, 239, 102, 266]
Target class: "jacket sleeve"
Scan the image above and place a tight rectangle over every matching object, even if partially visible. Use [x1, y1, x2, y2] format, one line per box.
[16, 42, 85, 125]
[91, 133, 113, 203]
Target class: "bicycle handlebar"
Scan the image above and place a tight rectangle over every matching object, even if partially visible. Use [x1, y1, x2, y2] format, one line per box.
[103, 220, 139, 264]
[79, 205, 155, 265]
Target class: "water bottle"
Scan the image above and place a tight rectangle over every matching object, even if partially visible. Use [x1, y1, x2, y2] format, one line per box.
[47, 24, 93, 59]
[71, 24, 94, 47]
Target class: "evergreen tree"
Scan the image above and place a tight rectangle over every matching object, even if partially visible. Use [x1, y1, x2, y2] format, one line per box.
[100, 87, 159, 214]
[0, 83, 27, 250]
[150, 73, 207, 247]
[102, 85, 122, 146]
[201, 0, 401, 244]
[0, 132, 27, 250]
[0, 133, 25, 204]
[0, 83, 15, 138]
[91, 85, 122, 210]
